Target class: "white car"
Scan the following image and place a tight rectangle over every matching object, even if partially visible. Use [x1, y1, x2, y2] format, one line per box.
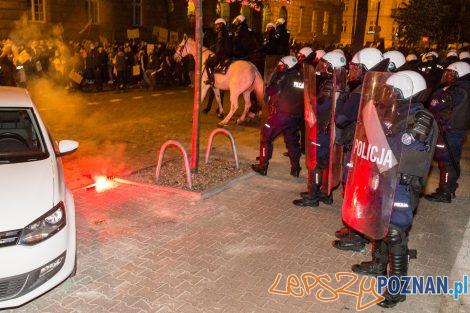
[0, 87, 78, 308]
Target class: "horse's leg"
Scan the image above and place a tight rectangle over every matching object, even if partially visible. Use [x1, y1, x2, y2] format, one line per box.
[237, 90, 252, 124]
[200, 84, 210, 110]
[214, 89, 224, 118]
[219, 92, 239, 126]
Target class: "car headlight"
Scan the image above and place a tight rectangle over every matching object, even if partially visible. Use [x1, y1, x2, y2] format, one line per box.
[19, 202, 67, 245]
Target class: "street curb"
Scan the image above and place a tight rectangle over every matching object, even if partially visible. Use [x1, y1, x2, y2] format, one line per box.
[114, 171, 256, 200]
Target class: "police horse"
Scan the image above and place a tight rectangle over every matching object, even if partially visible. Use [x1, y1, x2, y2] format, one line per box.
[174, 37, 265, 127]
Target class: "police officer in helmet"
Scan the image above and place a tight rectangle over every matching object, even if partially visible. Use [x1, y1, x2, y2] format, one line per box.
[293, 51, 347, 207]
[232, 15, 257, 60]
[205, 18, 232, 86]
[333, 47, 390, 252]
[252, 56, 304, 177]
[425, 61, 470, 203]
[261, 22, 276, 55]
[273, 18, 290, 56]
[349, 71, 437, 308]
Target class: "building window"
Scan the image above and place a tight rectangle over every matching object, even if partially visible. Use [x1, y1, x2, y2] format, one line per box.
[322, 11, 329, 35]
[342, 20, 347, 33]
[298, 7, 304, 33]
[311, 10, 317, 33]
[344, 0, 349, 11]
[87, 0, 99, 24]
[370, 0, 379, 11]
[133, 0, 142, 26]
[28, 0, 46, 22]
[368, 20, 376, 33]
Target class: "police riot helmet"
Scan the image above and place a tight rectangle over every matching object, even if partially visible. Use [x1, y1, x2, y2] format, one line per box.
[447, 50, 458, 58]
[277, 55, 298, 72]
[276, 18, 286, 27]
[265, 22, 275, 32]
[314, 49, 326, 63]
[349, 47, 386, 82]
[214, 18, 226, 26]
[459, 51, 470, 60]
[442, 61, 470, 84]
[296, 47, 313, 63]
[384, 50, 406, 72]
[424, 51, 438, 63]
[332, 48, 345, 56]
[385, 70, 427, 100]
[406, 54, 417, 62]
[232, 15, 246, 26]
[315, 51, 347, 77]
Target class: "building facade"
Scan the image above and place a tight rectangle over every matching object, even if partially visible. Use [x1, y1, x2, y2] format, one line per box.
[340, 0, 407, 48]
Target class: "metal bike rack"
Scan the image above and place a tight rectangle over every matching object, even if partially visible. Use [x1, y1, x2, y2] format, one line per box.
[205, 128, 239, 169]
[155, 140, 192, 189]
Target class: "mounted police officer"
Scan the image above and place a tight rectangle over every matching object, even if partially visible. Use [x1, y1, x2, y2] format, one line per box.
[346, 71, 437, 308]
[252, 56, 304, 177]
[261, 22, 276, 55]
[425, 61, 470, 203]
[232, 15, 257, 60]
[273, 18, 290, 56]
[333, 47, 390, 252]
[205, 18, 232, 86]
[293, 51, 347, 207]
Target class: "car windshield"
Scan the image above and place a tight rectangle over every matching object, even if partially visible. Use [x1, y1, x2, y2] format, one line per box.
[0, 108, 49, 164]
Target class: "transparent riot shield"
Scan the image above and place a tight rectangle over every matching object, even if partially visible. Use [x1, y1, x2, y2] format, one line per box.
[327, 67, 347, 195]
[342, 72, 412, 240]
[303, 63, 317, 171]
[264, 55, 282, 84]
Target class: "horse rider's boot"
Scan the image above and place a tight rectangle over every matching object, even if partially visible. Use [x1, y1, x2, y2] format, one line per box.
[251, 144, 269, 176]
[352, 239, 388, 276]
[204, 66, 215, 86]
[378, 225, 409, 308]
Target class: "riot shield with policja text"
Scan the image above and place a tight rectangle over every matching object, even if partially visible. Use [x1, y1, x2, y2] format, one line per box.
[342, 72, 412, 240]
[328, 67, 347, 195]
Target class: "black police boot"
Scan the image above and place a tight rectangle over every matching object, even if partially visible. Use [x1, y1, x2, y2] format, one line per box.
[290, 167, 301, 177]
[424, 188, 452, 203]
[352, 239, 388, 276]
[251, 144, 269, 176]
[295, 169, 320, 206]
[378, 225, 409, 308]
[333, 229, 368, 252]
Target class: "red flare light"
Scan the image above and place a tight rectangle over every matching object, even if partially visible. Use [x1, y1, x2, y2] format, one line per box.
[86, 175, 116, 192]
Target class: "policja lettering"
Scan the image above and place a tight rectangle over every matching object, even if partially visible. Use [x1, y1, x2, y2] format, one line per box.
[354, 139, 394, 169]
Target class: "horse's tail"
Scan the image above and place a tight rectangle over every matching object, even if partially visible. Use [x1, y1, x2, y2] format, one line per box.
[253, 70, 266, 111]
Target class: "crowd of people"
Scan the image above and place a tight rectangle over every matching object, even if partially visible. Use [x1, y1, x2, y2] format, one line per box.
[0, 37, 193, 92]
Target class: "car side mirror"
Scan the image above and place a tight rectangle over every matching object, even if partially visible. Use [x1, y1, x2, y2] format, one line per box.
[57, 140, 79, 157]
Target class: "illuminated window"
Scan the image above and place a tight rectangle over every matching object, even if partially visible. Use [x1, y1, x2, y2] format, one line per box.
[370, 0, 379, 11]
[322, 11, 329, 35]
[368, 20, 376, 32]
[311, 10, 317, 33]
[27, 0, 46, 22]
[87, 0, 99, 24]
[133, 0, 142, 26]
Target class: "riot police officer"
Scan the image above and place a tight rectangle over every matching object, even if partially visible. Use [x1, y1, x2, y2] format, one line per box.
[383, 50, 406, 72]
[252, 56, 304, 177]
[333, 47, 390, 252]
[460, 51, 470, 65]
[261, 22, 276, 55]
[296, 47, 315, 66]
[348, 71, 437, 308]
[232, 15, 257, 60]
[273, 18, 290, 56]
[293, 51, 347, 207]
[419, 51, 444, 91]
[403, 53, 420, 72]
[425, 61, 470, 203]
[205, 18, 232, 86]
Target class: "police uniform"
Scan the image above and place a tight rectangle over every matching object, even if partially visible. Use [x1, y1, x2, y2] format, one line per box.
[425, 77, 470, 202]
[252, 63, 304, 176]
[273, 24, 290, 56]
[205, 25, 232, 85]
[232, 21, 256, 60]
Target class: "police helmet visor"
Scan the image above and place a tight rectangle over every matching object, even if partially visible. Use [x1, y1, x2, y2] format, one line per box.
[348, 63, 364, 82]
[315, 59, 332, 77]
[441, 69, 458, 85]
[379, 85, 405, 135]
